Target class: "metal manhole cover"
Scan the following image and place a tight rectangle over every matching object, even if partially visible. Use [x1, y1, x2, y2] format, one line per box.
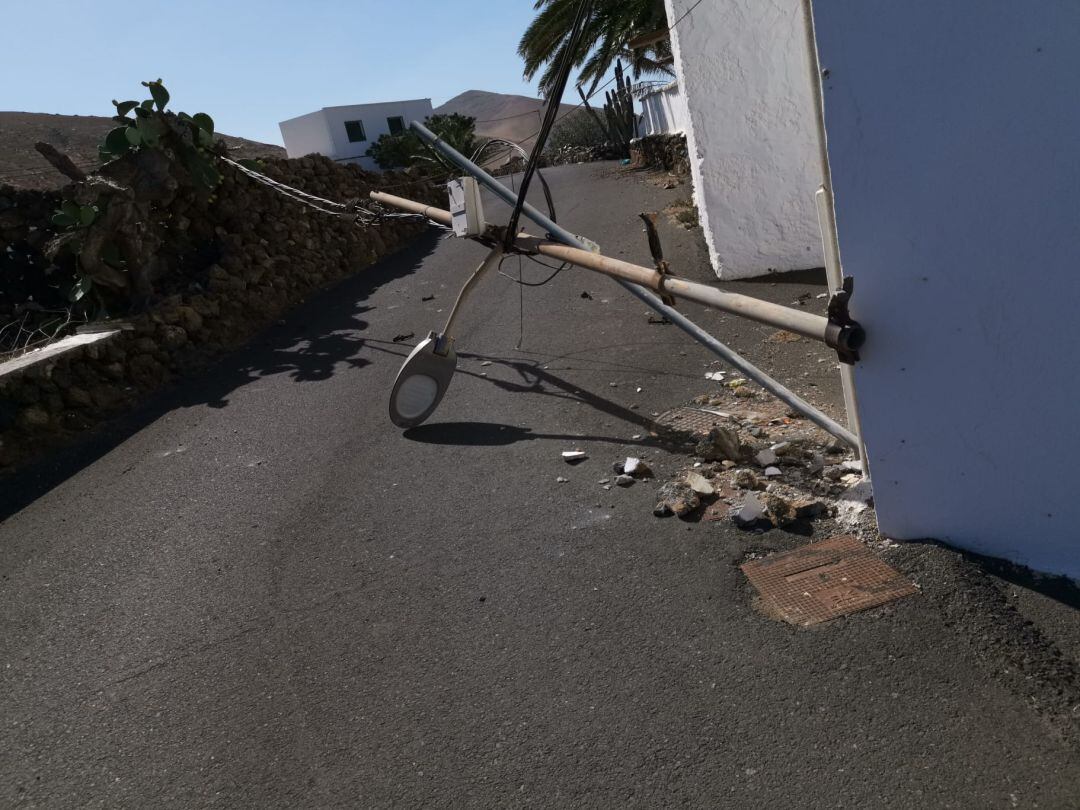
[740, 535, 917, 626]
[655, 406, 734, 438]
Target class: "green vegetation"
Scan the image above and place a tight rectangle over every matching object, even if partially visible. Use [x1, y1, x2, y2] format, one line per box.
[365, 114, 478, 171]
[518, 0, 672, 96]
[101, 80, 220, 190]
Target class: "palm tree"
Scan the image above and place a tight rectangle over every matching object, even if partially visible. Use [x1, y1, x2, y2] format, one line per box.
[518, 0, 673, 98]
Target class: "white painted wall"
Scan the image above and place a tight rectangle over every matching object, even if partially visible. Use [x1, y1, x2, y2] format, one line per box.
[278, 110, 334, 160]
[639, 80, 690, 136]
[665, 0, 824, 279]
[278, 98, 433, 171]
[812, 1, 1080, 578]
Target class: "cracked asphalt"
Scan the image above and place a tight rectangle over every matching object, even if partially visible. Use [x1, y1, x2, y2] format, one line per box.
[2, 163, 1078, 807]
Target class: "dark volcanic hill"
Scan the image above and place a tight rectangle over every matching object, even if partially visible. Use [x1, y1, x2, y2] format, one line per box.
[0, 112, 285, 190]
[434, 90, 576, 150]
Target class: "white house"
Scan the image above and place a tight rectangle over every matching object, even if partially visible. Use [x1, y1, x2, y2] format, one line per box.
[637, 79, 690, 137]
[278, 98, 434, 172]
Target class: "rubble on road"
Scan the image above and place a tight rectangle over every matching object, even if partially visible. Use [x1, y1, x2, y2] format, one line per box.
[614, 457, 652, 479]
[650, 390, 879, 538]
[562, 450, 588, 463]
[654, 481, 700, 517]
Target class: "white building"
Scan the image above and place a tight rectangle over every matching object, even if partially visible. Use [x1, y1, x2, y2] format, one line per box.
[664, 0, 824, 280]
[278, 99, 434, 172]
[637, 79, 690, 137]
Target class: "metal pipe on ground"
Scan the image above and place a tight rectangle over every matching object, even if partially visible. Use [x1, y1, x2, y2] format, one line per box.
[394, 121, 860, 449]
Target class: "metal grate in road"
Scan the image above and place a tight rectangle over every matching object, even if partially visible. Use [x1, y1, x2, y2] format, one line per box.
[741, 535, 917, 626]
[654, 406, 735, 438]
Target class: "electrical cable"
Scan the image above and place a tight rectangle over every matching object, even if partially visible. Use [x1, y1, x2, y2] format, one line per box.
[502, 0, 594, 251]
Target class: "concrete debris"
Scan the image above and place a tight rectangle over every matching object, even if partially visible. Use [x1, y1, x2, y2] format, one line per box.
[653, 481, 701, 517]
[763, 485, 828, 527]
[705, 371, 726, 381]
[696, 426, 749, 462]
[840, 479, 874, 505]
[562, 450, 588, 463]
[614, 474, 635, 487]
[556, 476, 569, 483]
[732, 469, 763, 490]
[755, 448, 778, 467]
[733, 493, 767, 526]
[623, 457, 652, 478]
[683, 471, 715, 496]
[652, 392, 879, 540]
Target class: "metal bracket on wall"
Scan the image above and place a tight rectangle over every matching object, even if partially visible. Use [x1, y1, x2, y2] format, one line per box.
[825, 276, 863, 365]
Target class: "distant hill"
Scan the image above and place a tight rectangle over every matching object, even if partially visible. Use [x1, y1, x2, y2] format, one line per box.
[0, 112, 286, 191]
[434, 90, 577, 151]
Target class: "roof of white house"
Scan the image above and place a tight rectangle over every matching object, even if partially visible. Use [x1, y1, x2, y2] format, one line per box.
[279, 99, 432, 125]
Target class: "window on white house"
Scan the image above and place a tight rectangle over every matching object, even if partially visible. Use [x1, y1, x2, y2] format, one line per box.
[344, 120, 367, 143]
[387, 116, 406, 136]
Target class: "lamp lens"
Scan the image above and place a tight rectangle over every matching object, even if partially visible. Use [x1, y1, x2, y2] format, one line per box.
[395, 374, 439, 419]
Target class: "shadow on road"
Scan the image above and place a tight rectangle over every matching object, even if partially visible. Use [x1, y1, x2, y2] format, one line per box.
[0, 231, 443, 521]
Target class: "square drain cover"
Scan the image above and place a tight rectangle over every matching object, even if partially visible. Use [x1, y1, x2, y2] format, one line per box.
[741, 535, 916, 625]
[655, 406, 734, 438]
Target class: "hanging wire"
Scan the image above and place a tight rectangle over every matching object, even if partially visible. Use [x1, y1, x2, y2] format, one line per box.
[503, 0, 594, 251]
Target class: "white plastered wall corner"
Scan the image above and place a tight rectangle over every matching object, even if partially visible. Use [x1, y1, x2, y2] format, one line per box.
[664, 0, 825, 279]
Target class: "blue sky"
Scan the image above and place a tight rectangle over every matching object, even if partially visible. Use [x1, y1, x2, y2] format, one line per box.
[0, 0, 557, 145]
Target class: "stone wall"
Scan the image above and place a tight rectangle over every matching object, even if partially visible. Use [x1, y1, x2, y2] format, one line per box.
[0, 154, 440, 473]
[547, 143, 624, 166]
[630, 133, 690, 176]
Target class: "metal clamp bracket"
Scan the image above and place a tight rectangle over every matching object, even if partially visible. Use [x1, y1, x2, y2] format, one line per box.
[824, 276, 865, 365]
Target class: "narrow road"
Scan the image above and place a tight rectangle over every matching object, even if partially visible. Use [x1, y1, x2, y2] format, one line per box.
[2, 164, 1078, 807]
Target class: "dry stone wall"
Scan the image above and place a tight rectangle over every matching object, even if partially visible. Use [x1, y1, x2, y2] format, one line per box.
[0, 154, 441, 472]
[630, 134, 690, 176]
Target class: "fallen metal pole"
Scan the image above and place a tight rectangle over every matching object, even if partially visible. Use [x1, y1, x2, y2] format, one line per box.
[395, 121, 860, 449]
[513, 235, 836, 343]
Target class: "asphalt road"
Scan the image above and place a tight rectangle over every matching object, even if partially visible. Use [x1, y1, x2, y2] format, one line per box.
[2, 164, 1079, 807]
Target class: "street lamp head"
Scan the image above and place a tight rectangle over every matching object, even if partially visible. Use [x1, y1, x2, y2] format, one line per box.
[389, 332, 457, 428]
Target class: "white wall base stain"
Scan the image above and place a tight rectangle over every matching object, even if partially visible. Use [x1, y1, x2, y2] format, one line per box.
[665, 0, 825, 279]
[813, 1, 1080, 579]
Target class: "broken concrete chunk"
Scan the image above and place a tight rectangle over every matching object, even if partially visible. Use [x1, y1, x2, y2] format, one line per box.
[614, 474, 636, 487]
[624, 457, 652, 478]
[764, 487, 828, 527]
[755, 448, 778, 467]
[653, 481, 701, 517]
[764, 466, 782, 478]
[732, 469, 763, 490]
[556, 476, 569, 483]
[696, 426, 748, 462]
[684, 471, 715, 496]
[562, 450, 588, 463]
[840, 479, 874, 505]
[733, 492, 767, 526]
